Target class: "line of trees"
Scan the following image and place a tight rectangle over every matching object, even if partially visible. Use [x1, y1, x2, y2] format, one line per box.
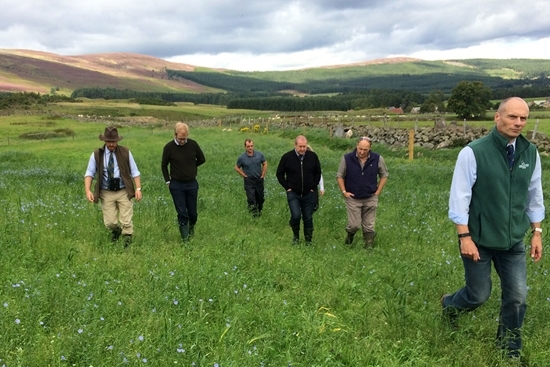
[70, 88, 286, 105]
[0, 92, 75, 109]
[70, 87, 425, 112]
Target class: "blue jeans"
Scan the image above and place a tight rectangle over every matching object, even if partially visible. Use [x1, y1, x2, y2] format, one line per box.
[169, 179, 199, 227]
[444, 241, 527, 354]
[287, 190, 315, 228]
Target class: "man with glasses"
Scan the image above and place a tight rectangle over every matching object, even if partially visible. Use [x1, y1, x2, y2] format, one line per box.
[162, 122, 206, 242]
[337, 136, 388, 248]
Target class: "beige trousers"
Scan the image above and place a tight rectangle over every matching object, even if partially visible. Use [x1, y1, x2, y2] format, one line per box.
[345, 195, 378, 233]
[99, 190, 134, 235]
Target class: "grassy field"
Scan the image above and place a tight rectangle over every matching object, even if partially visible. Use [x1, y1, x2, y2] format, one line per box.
[1, 108, 550, 366]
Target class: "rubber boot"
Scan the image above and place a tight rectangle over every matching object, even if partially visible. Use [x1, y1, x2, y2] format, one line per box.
[291, 225, 300, 244]
[123, 234, 132, 247]
[111, 226, 122, 242]
[179, 224, 190, 242]
[363, 231, 376, 249]
[304, 228, 314, 245]
[344, 231, 355, 245]
[189, 223, 195, 237]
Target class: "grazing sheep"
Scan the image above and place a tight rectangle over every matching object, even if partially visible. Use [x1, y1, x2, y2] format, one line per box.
[345, 129, 353, 139]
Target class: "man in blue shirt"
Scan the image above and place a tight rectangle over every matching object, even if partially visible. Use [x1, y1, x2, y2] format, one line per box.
[235, 139, 267, 217]
[444, 97, 544, 359]
[84, 126, 142, 246]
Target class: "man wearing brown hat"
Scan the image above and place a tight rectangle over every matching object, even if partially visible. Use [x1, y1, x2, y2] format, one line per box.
[84, 126, 142, 246]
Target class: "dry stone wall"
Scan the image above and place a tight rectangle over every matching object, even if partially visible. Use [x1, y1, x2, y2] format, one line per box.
[338, 125, 550, 154]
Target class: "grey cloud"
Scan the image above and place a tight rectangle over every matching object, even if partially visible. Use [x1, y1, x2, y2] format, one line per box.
[1, 0, 549, 68]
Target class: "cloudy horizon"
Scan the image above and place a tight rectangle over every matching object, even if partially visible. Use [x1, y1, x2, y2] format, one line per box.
[2, 0, 550, 71]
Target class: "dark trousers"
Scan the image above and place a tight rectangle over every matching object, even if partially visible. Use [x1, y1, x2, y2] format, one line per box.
[169, 178, 199, 227]
[287, 190, 316, 228]
[244, 177, 265, 214]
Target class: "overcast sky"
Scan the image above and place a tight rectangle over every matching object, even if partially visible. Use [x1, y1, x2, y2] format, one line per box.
[2, 0, 550, 71]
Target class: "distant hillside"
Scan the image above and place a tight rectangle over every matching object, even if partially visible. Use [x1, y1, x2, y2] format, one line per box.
[0, 49, 220, 94]
[1, 49, 549, 96]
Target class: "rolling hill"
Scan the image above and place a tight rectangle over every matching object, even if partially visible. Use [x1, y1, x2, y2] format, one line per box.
[0, 48, 549, 96]
[0, 49, 219, 94]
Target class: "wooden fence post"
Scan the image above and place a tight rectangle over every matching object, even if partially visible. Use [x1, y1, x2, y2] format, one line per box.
[408, 129, 414, 161]
[532, 119, 539, 140]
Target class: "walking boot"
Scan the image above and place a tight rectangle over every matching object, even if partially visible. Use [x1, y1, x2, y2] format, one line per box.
[249, 204, 260, 218]
[291, 225, 300, 244]
[304, 228, 314, 245]
[111, 226, 122, 242]
[179, 224, 190, 242]
[122, 234, 132, 248]
[189, 223, 195, 237]
[363, 231, 376, 249]
[344, 231, 355, 245]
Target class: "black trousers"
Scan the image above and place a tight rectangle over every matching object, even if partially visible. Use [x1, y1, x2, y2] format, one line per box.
[244, 177, 265, 214]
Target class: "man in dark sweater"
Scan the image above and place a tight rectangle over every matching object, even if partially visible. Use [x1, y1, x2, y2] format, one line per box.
[276, 135, 321, 244]
[161, 122, 206, 242]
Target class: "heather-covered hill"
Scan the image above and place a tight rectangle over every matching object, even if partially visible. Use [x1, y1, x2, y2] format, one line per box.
[0, 49, 219, 94]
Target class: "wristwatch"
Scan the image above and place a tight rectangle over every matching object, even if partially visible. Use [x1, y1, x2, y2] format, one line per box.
[136, 187, 142, 191]
[532, 227, 542, 234]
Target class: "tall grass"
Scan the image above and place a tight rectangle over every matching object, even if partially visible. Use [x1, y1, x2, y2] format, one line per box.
[1, 120, 549, 366]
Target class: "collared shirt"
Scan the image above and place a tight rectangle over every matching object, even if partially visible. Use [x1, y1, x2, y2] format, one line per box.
[236, 150, 266, 178]
[448, 145, 544, 225]
[174, 138, 187, 145]
[85, 147, 140, 189]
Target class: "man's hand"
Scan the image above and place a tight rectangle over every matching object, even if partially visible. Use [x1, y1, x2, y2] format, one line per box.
[530, 234, 543, 262]
[85, 191, 94, 203]
[460, 238, 480, 262]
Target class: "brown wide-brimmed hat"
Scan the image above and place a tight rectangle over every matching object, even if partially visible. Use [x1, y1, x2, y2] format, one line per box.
[99, 126, 123, 141]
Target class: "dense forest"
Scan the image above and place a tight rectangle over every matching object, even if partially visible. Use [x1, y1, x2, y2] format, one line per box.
[69, 88, 425, 111]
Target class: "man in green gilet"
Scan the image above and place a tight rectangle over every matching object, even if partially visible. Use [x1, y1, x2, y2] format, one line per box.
[444, 97, 544, 360]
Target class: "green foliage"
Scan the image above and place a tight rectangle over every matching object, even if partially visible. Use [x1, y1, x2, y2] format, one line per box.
[129, 97, 176, 106]
[447, 81, 492, 119]
[420, 90, 446, 113]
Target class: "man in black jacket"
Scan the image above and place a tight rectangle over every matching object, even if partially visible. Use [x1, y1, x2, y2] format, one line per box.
[276, 135, 322, 244]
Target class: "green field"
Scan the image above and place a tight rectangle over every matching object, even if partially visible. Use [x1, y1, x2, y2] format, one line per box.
[1, 106, 550, 366]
